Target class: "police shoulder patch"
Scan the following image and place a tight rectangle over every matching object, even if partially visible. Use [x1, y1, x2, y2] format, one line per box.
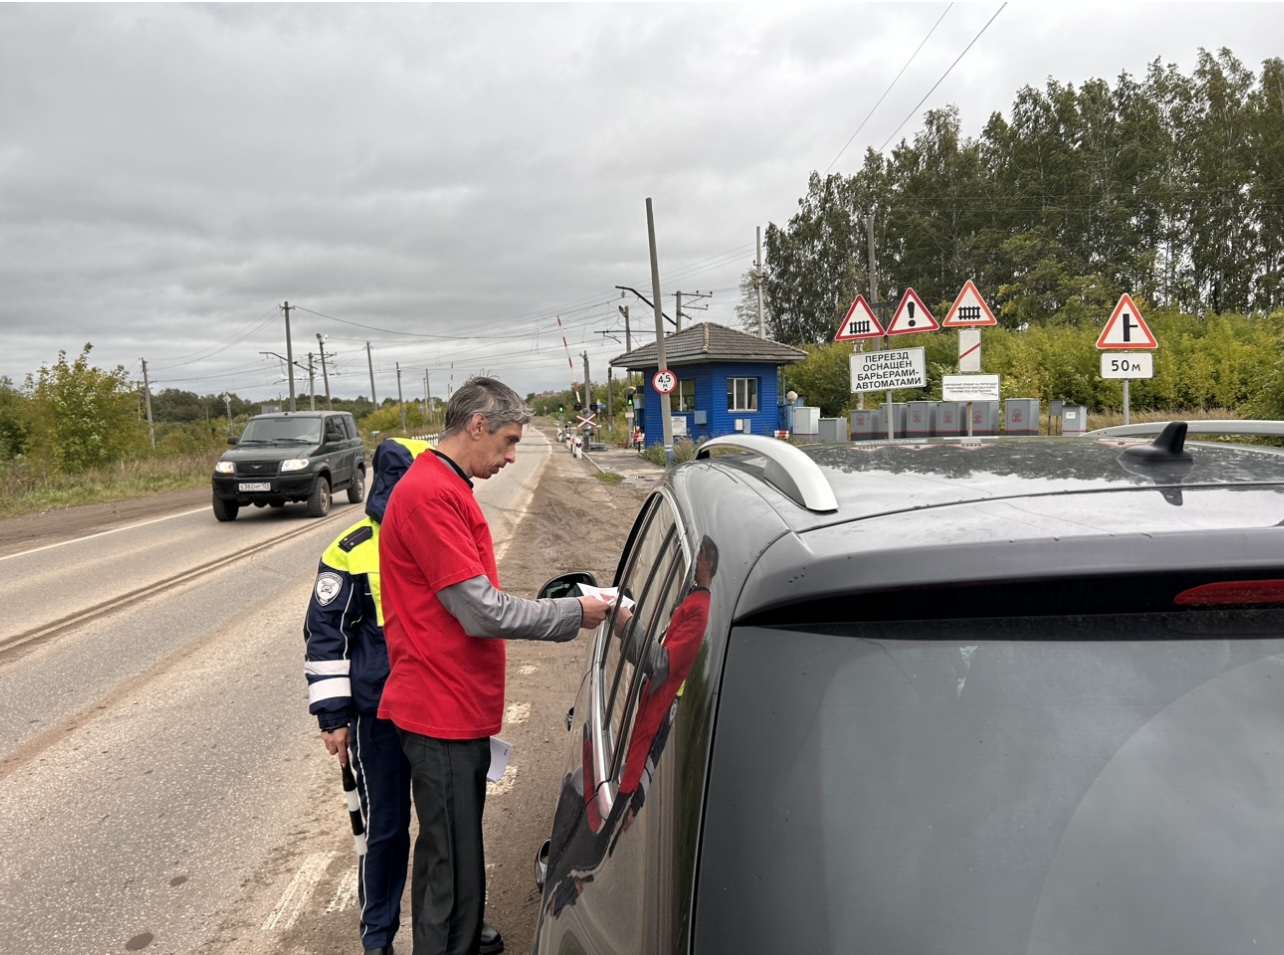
[315, 572, 345, 606]
[339, 526, 374, 552]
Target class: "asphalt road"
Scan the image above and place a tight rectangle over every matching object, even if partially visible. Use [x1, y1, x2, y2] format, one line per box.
[0, 424, 657, 955]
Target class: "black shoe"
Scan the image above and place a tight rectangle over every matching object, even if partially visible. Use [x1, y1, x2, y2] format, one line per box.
[480, 922, 504, 955]
[363, 945, 392, 955]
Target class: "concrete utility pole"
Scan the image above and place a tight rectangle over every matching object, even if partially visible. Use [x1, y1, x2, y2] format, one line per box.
[396, 362, 406, 434]
[646, 197, 675, 468]
[221, 393, 232, 434]
[674, 290, 710, 332]
[757, 225, 766, 338]
[307, 353, 316, 410]
[618, 303, 632, 352]
[426, 373, 433, 429]
[366, 341, 377, 408]
[282, 301, 297, 412]
[140, 358, 156, 449]
[316, 334, 332, 409]
[582, 350, 591, 431]
[606, 367, 613, 431]
[676, 291, 682, 334]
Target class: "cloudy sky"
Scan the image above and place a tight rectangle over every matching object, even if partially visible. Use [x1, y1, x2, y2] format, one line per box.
[1, 2, 1280, 404]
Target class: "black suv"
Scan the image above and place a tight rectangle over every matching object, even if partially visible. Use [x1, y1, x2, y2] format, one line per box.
[211, 411, 366, 521]
[533, 422, 1284, 955]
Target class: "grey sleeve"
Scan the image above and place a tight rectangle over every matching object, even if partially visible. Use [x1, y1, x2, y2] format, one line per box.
[618, 617, 670, 686]
[437, 575, 584, 642]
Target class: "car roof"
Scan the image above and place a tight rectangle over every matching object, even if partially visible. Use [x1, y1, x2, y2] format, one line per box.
[669, 428, 1284, 620]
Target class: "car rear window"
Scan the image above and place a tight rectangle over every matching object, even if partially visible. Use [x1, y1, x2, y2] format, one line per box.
[697, 609, 1284, 955]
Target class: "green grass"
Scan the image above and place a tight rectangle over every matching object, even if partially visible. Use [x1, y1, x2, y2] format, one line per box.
[0, 451, 221, 519]
[593, 472, 625, 486]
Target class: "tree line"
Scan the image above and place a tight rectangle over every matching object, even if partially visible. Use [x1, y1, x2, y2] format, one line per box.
[764, 49, 1284, 344]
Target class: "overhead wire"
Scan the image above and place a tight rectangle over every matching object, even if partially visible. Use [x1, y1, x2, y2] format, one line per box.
[825, 3, 953, 174]
[877, 2, 1008, 153]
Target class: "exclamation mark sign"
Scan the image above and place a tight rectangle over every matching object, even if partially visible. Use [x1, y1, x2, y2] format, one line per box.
[907, 300, 917, 327]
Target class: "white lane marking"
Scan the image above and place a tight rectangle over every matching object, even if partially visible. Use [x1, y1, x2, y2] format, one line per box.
[517, 664, 537, 676]
[326, 867, 359, 914]
[262, 851, 333, 931]
[0, 507, 209, 561]
[487, 764, 517, 796]
[491, 430, 552, 564]
[505, 702, 531, 725]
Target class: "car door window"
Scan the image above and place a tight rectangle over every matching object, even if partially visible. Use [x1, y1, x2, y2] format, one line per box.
[325, 417, 344, 442]
[597, 499, 677, 773]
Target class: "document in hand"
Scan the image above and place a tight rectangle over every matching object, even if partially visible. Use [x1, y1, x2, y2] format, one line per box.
[573, 584, 636, 610]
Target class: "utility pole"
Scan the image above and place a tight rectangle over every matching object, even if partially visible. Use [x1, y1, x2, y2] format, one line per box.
[582, 351, 591, 435]
[140, 358, 156, 449]
[674, 290, 710, 332]
[607, 367, 613, 431]
[426, 373, 433, 430]
[618, 303, 632, 352]
[282, 301, 297, 412]
[676, 291, 682, 334]
[757, 225, 765, 338]
[221, 392, 232, 434]
[366, 341, 377, 408]
[646, 198, 674, 468]
[316, 334, 332, 409]
[396, 362, 406, 433]
[307, 353, 317, 410]
[615, 286, 676, 329]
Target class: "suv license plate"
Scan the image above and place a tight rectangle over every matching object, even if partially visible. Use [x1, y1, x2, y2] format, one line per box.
[238, 482, 271, 492]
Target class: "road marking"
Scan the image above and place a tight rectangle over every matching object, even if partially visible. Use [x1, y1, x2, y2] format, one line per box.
[487, 764, 517, 796]
[0, 507, 210, 562]
[505, 702, 531, 724]
[517, 664, 537, 675]
[326, 867, 359, 914]
[263, 851, 333, 931]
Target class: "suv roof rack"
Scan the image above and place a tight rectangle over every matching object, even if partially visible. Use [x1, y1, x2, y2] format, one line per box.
[696, 435, 838, 513]
[1084, 419, 1284, 439]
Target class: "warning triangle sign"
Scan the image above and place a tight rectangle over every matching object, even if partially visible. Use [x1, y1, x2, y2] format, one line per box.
[942, 280, 998, 327]
[886, 287, 939, 335]
[833, 294, 885, 341]
[1096, 293, 1157, 350]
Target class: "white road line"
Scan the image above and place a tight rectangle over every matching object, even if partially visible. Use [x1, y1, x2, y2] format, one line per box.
[326, 867, 359, 914]
[0, 506, 209, 561]
[505, 702, 531, 725]
[262, 851, 333, 931]
[517, 664, 537, 675]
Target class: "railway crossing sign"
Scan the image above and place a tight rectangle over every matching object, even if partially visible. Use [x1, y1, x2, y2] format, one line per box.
[833, 294, 885, 341]
[652, 369, 677, 394]
[576, 411, 598, 429]
[942, 280, 998, 327]
[1096, 294, 1157, 350]
[886, 288, 939, 335]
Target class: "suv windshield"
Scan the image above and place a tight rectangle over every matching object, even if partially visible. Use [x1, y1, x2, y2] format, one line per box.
[238, 418, 322, 445]
[699, 609, 1284, 955]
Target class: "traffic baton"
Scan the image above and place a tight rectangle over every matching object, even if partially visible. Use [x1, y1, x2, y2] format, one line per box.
[341, 762, 368, 856]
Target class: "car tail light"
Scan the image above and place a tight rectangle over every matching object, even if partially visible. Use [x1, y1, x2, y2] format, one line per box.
[1174, 580, 1284, 606]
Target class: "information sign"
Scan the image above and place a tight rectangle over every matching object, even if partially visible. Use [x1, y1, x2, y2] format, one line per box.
[942, 374, 1001, 402]
[850, 347, 926, 393]
[1100, 353, 1155, 379]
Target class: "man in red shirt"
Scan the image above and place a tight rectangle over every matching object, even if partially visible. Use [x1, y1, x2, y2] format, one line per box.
[379, 376, 611, 955]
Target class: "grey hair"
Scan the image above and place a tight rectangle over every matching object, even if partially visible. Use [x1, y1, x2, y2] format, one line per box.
[443, 376, 532, 435]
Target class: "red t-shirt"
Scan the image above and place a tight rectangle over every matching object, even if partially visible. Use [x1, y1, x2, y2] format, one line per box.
[619, 588, 711, 793]
[377, 452, 505, 739]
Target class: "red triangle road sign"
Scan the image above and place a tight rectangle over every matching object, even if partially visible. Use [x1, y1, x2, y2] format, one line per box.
[942, 279, 998, 327]
[1096, 293, 1157, 349]
[833, 294, 885, 341]
[886, 287, 939, 335]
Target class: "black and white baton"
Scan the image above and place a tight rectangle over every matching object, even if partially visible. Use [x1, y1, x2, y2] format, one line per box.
[341, 762, 368, 856]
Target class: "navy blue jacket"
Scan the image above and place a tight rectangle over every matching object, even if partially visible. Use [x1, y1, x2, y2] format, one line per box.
[303, 438, 429, 730]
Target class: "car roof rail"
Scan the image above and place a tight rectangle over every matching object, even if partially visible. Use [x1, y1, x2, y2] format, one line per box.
[696, 435, 839, 513]
[1084, 419, 1284, 439]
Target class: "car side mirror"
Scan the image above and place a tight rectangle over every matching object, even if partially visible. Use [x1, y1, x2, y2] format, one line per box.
[227, 437, 238, 446]
[537, 571, 598, 600]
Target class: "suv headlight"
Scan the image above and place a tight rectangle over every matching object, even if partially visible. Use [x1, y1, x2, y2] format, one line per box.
[214, 461, 235, 474]
[280, 458, 311, 472]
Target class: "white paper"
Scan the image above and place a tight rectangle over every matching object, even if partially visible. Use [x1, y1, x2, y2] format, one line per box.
[574, 584, 635, 610]
[488, 736, 513, 783]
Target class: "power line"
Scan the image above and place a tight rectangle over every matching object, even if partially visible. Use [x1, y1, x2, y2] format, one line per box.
[825, 3, 953, 174]
[877, 2, 1007, 153]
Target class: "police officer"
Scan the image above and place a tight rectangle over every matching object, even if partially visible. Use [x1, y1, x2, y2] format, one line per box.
[305, 437, 505, 955]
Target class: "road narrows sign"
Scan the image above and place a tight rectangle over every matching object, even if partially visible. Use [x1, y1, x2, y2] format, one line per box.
[942, 279, 998, 327]
[886, 288, 940, 335]
[1096, 294, 1157, 350]
[834, 294, 885, 341]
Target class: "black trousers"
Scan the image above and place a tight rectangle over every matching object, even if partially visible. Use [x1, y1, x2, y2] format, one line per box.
[398, 730, 490, 955]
